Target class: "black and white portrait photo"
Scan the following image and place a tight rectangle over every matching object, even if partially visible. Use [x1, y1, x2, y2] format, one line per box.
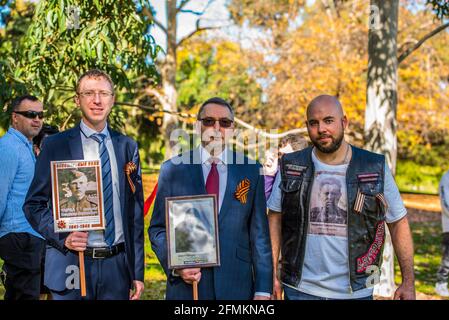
[166, 195, 220, 268]
[309, 172, 348, 237]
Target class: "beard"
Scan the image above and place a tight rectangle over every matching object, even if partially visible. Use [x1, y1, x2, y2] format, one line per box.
[311, 131, 344, 154]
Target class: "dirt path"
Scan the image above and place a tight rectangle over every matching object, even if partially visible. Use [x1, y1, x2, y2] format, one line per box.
[401, 193, 442, 223]
[402, 193, 441, 212]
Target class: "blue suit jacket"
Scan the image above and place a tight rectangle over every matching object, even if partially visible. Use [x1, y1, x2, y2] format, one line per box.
[149, 149, 273, 300]
[23, 125, 144, 291]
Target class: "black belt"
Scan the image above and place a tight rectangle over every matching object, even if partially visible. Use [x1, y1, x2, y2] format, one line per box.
[83, 243, 125, 259]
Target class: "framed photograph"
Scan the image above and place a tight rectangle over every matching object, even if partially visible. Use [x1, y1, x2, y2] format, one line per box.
[51, 160, 105, 233]
[166, 195, 220, 269]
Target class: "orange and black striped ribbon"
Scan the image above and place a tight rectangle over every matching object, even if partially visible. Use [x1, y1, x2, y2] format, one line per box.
[354, 189, 365, 214]
[376, 193, 388, 210]
[235, 178, 251, 204]
[124, 162, 137, 194]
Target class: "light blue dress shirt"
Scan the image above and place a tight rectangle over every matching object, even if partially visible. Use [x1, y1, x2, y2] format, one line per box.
[79, 120, 124, 247]
[0, 127, 43, 239]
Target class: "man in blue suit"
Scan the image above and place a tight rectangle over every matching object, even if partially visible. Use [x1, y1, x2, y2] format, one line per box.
[149, 97, 273, 300]
[23, 69, 145, 300]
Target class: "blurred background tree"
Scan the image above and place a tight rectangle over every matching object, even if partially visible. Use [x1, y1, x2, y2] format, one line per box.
[0, 0, 448, 181]
[0, 0, 448, 300]
[0, 0, 161, 166]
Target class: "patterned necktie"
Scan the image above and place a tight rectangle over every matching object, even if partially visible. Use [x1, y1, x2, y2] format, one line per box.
[205, 159, 219, 198]
[91, 133, 115, 246]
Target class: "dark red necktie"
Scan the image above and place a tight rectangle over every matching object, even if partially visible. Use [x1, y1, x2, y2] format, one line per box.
[205, 161, 219, 197]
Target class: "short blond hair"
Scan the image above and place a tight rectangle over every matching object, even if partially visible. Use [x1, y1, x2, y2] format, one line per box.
[76, 69, 114, 94]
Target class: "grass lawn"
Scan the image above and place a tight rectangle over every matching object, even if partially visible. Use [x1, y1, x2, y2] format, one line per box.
[142, 215, 166, 300]
[400, 221, 443, 297]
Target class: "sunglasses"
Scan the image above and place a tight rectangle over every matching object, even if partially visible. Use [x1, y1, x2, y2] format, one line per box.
[14, 110, 44, 119]
[200, 117, 234, 128]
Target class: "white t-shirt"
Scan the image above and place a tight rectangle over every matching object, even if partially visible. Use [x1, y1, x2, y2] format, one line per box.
[439, 171, 449, 233]
[267, 150, 407, 299]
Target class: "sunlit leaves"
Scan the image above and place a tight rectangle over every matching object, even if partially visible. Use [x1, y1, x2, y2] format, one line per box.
[0, 0, 161, 131]
[426, 0, 449, 19]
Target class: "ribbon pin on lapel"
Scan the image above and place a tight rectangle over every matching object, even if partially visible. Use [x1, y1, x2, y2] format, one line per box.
[234, 178, 250, 204]
[124, 162, 137, 194]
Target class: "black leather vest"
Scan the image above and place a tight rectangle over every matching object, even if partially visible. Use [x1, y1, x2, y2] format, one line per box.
[279, 145, 386, 292]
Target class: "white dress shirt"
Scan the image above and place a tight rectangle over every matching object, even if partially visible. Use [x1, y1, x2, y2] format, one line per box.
[199, 146, 228, 212]
[79, 120, 124, 247]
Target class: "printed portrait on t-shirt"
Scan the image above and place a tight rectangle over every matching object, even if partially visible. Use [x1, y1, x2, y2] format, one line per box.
[309, 171, 348, 237]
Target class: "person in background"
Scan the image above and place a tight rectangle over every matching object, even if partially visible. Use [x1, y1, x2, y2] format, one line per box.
[263, 133, 308, 200]
[0, 95, 45, 300]
[33, 124, 59, 156]
[32, 119, 101, 301]
[33, 124, 59, 300]
[435, 170, 449, 297]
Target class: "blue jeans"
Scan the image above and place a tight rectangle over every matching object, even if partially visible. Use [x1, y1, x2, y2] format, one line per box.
[284, 285, 373, 300]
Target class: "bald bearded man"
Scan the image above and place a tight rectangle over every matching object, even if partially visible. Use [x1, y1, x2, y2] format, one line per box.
[267, 95, 415, 300]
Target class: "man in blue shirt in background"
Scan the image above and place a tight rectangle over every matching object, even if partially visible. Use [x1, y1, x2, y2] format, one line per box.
[0, 95, 45, 300]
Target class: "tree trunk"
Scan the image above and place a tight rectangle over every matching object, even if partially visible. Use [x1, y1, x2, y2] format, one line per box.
[365, 0, 399, 299]
[161, 0, 179, 159]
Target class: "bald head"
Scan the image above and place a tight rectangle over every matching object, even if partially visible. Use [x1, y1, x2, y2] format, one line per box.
[306, 95, 344, 120]
[306, 95, 348, 154]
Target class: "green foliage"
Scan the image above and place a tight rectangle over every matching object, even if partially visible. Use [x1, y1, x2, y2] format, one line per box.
[122, 106, 165, 169]
[398, 130, 449, 168]
[0, 1, 165, 164]
[399, 221, 444, 297]
[426, 0, 449, 19]
[396, 160, 449, 194]
[177, 38, 265, 125]
[22, 0, 159, 91]
[0, 1, 35, 126]
[0, 0, 161, 132]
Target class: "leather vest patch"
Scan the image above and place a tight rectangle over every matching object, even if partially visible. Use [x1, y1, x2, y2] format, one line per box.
[356, 221, 385, 274]
[284, 164, 307, 177]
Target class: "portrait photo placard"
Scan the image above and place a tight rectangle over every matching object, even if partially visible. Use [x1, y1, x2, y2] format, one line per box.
[51, 160, 105, 233]
[166, 195, 220, 269]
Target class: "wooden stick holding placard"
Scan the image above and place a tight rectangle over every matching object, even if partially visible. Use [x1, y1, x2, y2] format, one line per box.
[193, 280, 198, 300]
[79, 251, 87, 297]
[50, 160, 106, 298]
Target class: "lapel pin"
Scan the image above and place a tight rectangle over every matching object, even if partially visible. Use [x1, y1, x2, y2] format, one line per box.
[234, 178, 250, 204]
[124, 161, 137, 194]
